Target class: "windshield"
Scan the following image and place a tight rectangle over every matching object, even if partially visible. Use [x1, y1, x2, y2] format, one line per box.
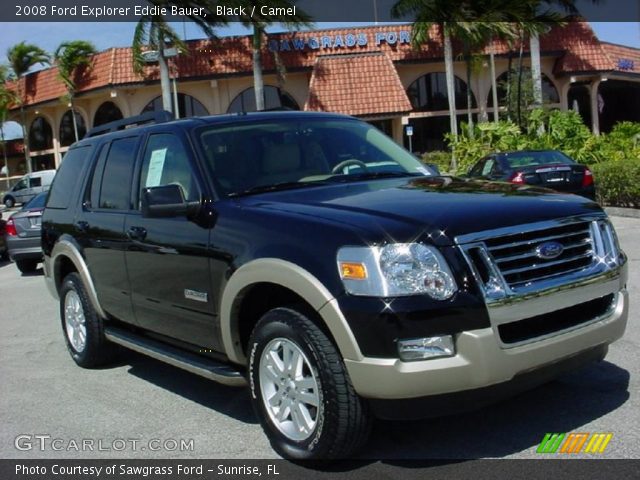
[504, 151, 575, 168]
[22, 192, 47, 210]
[197, 118, 431, 196]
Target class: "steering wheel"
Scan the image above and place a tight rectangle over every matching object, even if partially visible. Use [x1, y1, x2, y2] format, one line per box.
[331, 159, 368, 174]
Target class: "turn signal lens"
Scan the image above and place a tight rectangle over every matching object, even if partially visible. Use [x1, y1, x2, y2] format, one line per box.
[339, 262, 367, 280]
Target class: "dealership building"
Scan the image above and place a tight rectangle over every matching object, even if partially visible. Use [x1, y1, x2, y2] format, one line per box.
[5, 21, 640, 174]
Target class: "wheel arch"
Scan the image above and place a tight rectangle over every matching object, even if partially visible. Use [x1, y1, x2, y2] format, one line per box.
[220, 258, 363, 365]
[49, 237, 107, 320]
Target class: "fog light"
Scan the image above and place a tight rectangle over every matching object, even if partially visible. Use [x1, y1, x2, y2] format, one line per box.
[398, 335, 455, 361]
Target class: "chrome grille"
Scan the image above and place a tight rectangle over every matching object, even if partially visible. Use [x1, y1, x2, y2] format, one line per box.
[456, 215, 622, 301]
[484, 222, 593, 289]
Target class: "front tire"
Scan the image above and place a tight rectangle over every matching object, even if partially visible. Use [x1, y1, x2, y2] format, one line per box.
[4, 196, 15, 208]
[248, 308, 370, 459]
[59, 273, 114, 368]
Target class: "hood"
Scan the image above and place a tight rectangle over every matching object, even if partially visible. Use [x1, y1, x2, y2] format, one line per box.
[238, 177, 603, 246]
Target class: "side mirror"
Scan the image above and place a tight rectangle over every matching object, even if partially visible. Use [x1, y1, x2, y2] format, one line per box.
[141, 184, 200, 218]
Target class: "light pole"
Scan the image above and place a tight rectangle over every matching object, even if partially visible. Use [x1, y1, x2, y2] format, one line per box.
[142, 47, 180, 118]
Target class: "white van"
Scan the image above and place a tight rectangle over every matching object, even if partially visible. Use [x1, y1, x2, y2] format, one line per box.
[2, 170, 56, 208]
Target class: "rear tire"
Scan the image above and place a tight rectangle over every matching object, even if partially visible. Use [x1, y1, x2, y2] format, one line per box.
[59, 272, 115, 368]
[248, 307, 370, 459]
[16, 259, 38, 273]
[4, 196, 14, 208]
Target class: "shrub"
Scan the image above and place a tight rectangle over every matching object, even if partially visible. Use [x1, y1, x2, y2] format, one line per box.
[445, 110, 640, 207]
[421, 151, 453, 174]
[591, 157, 640, 208]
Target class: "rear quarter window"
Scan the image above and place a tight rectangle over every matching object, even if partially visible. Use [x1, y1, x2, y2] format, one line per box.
[46, 146, 92, 209]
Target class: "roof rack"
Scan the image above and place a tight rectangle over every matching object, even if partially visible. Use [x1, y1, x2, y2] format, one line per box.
[84, 110, 173, 139]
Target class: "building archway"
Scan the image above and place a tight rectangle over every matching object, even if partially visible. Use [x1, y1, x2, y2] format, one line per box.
[59, 110, 87, 146]
[567, 83, 592, 128]
[406, 72, 476, 112]
[404, 72, 477, 153]
[227, 86, 300, 113]
[488, 69, 560, 108]
[598, 80, 640, 133]
[142, 93, 209, 118]
[29, 116, 53, 151]
[94, 101, 124, 127]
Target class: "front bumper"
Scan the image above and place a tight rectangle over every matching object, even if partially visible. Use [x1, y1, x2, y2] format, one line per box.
[344, 265, 628, 401]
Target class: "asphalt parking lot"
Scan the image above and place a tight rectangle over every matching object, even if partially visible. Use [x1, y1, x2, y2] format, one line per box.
[0, 213, 637, 460]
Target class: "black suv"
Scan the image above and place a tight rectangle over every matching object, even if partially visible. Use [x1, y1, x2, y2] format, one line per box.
[42, 111, 628, 459]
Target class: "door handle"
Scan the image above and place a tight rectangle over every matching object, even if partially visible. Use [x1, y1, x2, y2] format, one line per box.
[75, 221, 90, 233]
[127, 226, 147, 241]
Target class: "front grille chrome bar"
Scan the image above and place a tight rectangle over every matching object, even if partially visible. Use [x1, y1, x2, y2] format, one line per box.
[455, 215, 623, 302]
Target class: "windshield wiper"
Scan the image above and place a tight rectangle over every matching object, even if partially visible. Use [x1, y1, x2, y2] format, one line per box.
[327, 171, 424, 183]
[228, 180, 331, 197]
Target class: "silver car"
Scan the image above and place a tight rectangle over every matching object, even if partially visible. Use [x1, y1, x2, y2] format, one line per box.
[5, 191, 47, 273]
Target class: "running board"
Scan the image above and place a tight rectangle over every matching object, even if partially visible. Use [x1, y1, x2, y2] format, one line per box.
[104, 327, 247, 387]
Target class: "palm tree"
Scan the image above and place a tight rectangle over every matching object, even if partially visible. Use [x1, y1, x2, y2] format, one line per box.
[391, 1, 521, 166]
[7, 42, 49, 174]
[455, 22, 515, 133]
[133, 16, 187, 115]
[54, 41, 96, 142]
[235, 2, 312, 111]
[136, 2, 231, 117]
[0, 65, 18, 188]
[529, 1, 585, 107]
[391, 0, 464, 168]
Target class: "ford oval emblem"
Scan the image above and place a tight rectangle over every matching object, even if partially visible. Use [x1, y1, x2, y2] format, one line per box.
[536, 241, 564, 260]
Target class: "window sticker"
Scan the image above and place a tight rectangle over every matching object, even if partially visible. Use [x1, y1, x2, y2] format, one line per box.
[146, 148, 167, 187]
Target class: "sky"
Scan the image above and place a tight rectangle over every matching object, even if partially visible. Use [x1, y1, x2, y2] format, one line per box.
[0, 21, 638, 139]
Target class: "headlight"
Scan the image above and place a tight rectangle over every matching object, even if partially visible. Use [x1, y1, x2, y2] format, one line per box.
[337, 243, 457, 299]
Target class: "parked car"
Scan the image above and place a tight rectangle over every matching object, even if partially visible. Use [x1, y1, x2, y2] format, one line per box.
[42, 112, 626, 459]
[467, 150, 595, 199]
[2, 169, 56, 208]
[0, 217, 7, 261]
[5, 191, 47, 273]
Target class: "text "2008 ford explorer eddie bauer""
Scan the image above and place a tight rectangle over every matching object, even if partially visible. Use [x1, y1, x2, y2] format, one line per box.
[42, 111, 628, 459]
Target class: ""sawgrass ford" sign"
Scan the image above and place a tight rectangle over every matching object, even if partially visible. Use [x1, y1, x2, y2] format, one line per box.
[268, 30, 411, 52]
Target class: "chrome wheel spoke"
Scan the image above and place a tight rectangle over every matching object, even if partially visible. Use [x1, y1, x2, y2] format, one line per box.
[263, 365, 281, 384]
[296, 389, 319, 408]
[276, 399, 291, 422]
[296, 377, 316, 390]
[266, 349, 285, 375]
[64, 290, 86, 352]
[259, 337, 321, 442]
[268, 388, 286, 408]
[293, 401, 314, 434]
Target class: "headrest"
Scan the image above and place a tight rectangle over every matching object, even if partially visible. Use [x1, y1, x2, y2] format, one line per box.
[263, 143, 301, 174]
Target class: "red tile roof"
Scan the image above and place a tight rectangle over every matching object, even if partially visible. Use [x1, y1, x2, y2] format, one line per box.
[305, 52, 412, 116]
[601, 42, 640, 75]
[5, 22, 635, 109]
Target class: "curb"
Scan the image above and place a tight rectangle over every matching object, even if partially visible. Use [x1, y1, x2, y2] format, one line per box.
[605, 207, 640, 219]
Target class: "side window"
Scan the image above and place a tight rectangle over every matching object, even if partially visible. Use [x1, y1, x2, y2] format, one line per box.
[490, 158, 504, 175]
[481, 158, 495, 177]
[96, 137, 138, 210]
[469, 159, 486, 177]
[30, 177, 42, 188]
[48, 146, 91, 209]
[13, 178, 28, 191]
[139, 133, 200, 206]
